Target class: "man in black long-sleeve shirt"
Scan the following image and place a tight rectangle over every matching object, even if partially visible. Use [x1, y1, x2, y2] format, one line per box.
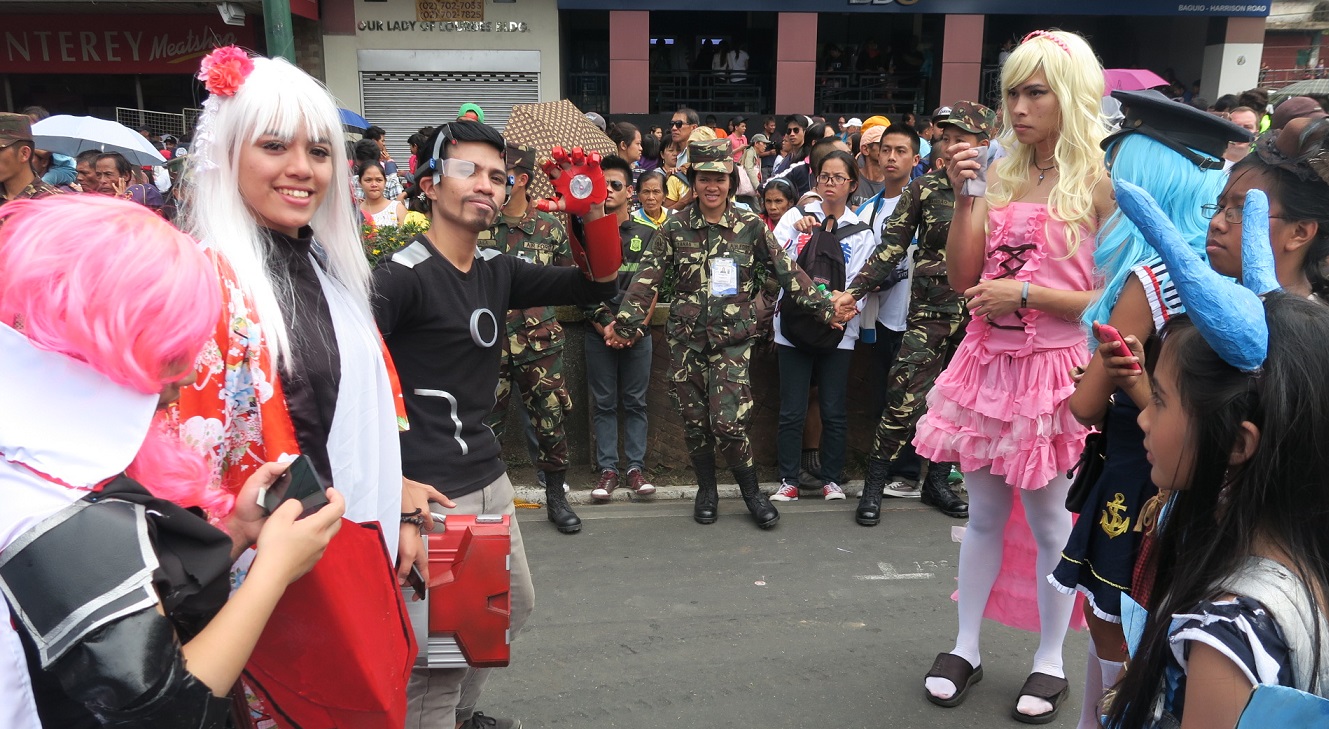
[372, 120, 617, 729]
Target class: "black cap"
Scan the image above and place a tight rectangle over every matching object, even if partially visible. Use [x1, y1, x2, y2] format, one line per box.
[1102, 90, 1253, 170]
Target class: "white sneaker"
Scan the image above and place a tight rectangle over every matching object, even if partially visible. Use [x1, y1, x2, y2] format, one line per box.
[770, 479, 800, 501]
[822, 482, 846, 500]
[883, 480, 921, 498]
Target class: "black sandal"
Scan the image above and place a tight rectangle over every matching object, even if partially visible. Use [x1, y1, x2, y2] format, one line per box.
[923, 653, 984, 708]
[1011, 672, 1070, 725]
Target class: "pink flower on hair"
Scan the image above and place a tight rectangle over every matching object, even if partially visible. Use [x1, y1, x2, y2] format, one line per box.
[197, 45, 254, 97]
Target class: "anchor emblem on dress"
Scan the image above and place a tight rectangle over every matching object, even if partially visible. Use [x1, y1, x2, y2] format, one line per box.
[1100, 492, 1131, 538]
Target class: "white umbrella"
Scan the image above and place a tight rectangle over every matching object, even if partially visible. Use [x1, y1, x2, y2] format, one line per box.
[31, 115, 167, 167]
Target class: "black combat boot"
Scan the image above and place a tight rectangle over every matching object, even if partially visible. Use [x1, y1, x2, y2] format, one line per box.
[733, 465, 779, 529]
[798, 448, 822, 489]
[691, 452, 719, 525]
[543, 470, 582, 534]
[855, 457, 893, 526]
[921, 462, 969, 519]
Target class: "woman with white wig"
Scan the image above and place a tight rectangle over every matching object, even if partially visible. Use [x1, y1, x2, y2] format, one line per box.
[173, 47, 443, 727]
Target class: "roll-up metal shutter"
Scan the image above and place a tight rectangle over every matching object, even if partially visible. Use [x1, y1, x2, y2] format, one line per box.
[360, 71, 540, 164]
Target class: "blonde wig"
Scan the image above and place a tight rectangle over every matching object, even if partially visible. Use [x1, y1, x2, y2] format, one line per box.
[185, 56, 370, 369]
[988, 30, 1108, 255]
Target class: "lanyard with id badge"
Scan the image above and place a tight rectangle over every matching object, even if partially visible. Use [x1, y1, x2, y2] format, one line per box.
[710, 257, 739, 297]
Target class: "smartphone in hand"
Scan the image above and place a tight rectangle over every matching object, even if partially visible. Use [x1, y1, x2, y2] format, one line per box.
[1096, 323, 1142, 373]
[256, 455, 331, 519]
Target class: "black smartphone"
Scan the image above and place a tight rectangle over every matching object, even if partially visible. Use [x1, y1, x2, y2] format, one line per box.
[257, 455, 330, 519]
[405, 564, 427, 597]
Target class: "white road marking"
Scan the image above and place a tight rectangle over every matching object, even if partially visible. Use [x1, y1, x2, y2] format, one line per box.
[855, 562, 935, 581]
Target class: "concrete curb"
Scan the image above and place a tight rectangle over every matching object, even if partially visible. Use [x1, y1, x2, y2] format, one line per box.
[516, 481, 880, 506]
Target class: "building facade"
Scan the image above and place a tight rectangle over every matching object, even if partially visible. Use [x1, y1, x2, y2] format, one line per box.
[3, 0, 1276, 152]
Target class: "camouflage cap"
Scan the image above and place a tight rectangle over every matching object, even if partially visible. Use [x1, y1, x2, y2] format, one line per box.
[688, 138, 734, 173]
[0, 113, 33, 147]
[936, 101, 997, 139]
[504, 142, 536, 173]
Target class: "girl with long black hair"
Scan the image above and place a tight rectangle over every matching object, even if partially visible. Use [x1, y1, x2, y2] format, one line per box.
[1100, 180, 1329, 726]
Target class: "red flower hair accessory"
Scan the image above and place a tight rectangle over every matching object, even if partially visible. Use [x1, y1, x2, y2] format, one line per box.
[197, 46, 254, 97]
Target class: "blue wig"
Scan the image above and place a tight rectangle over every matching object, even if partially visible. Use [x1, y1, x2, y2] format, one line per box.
[1082, 133, 1227, 338]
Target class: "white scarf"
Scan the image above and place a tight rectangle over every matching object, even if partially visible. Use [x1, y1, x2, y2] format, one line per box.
[310, 253, 404, 559]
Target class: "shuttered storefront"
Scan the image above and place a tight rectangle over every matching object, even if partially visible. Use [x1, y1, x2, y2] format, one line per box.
[360, 71, 540, 163]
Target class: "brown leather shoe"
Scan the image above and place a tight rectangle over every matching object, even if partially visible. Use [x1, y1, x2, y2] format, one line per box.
[625, 468, 656, 495]
[590, 469, 618, 502]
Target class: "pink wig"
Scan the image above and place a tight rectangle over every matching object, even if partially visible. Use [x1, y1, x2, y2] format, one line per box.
[0, 196, 231, 515]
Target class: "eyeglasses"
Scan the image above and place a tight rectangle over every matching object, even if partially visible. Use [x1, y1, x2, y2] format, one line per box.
[437, 157, 509, 188]
[1202, 203, 1286, 225]
[817, 173, 852, 186]
[670, 121, 687, 128]
[607, 180, 626, 191]
[785, 128, 803, 135]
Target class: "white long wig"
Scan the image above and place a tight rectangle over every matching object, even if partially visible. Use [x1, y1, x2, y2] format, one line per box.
[185, 56, 369, 370]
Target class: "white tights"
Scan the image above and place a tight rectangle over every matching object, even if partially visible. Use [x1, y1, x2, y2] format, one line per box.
[926, 467, 1077, 716]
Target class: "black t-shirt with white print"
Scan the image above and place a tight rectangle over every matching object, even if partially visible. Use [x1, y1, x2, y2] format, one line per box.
[373, 233, 615, 499]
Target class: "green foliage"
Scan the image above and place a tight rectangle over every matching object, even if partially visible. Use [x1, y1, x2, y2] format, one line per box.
[361, 219, 430, 267]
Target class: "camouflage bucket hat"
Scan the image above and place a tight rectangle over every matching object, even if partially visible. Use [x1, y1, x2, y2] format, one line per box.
[936, 101, 997, 139]
[689, 138, 734, 173]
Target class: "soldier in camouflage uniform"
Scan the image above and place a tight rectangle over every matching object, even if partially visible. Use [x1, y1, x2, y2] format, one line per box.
[479, 142, 582, 533]
[839, 102, 997, 524]
[610, 138, 845, 529]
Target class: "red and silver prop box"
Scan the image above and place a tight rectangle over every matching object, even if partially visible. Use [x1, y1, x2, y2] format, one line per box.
[406, 513, 512, 668]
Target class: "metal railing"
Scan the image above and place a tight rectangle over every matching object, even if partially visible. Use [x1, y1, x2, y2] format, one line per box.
[1259, 67, 1329, 88]
[814, 73, 923, 117]
[566, 70, 954, 117]
[567, 72, 609, 116]
[650, 71, 772, 115]
[114, 107, 205, 139]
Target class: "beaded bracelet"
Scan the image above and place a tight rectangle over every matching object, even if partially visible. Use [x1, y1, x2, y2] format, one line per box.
[401, 507, 427, 529]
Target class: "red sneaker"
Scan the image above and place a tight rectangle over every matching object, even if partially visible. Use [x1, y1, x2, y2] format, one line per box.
[625, 468, 655, 495]
[590, 469, 618, 501]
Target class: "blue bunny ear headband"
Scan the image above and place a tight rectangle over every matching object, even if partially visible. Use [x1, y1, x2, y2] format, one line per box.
[1115, 181, 1279, 372]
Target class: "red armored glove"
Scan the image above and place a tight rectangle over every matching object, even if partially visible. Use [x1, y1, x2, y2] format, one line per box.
[534, 146, 606, 217]
[536, 146, 620, 281]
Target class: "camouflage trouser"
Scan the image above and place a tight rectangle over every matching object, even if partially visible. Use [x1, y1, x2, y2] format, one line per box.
[871, 311, 967, 468]
[669, 341, 754, 470]
[486, 348, 571, 471]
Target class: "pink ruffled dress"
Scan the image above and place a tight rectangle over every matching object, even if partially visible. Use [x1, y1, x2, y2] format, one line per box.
[915, 201, 1094, 632]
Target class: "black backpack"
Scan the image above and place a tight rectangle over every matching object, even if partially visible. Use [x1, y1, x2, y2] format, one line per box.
[779, 209, 868, 352]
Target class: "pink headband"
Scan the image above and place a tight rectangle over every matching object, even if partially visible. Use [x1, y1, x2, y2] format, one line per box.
[1022, 30, 1071, 56]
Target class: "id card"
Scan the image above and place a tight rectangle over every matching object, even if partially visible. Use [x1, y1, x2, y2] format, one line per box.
[710, 257, 738, 296]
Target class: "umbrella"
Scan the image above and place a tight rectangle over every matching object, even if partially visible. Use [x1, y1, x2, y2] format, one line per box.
[1272, 78, 1329, 104]
[501, 100, 614, 204]
[339, 107, 370, 132]
[31, 115, 166, 166]
[1103, 69, 1171, 95]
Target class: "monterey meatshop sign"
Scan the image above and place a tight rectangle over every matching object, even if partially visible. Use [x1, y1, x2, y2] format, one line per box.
[3, 15, 257, 75]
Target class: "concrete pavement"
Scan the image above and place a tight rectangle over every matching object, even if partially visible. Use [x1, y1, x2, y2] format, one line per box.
[479, 499, 1087, 728]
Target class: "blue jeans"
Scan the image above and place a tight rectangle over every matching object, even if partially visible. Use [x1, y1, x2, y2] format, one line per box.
[584, 327, 652, 472]
[777, 345, 851, 483]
